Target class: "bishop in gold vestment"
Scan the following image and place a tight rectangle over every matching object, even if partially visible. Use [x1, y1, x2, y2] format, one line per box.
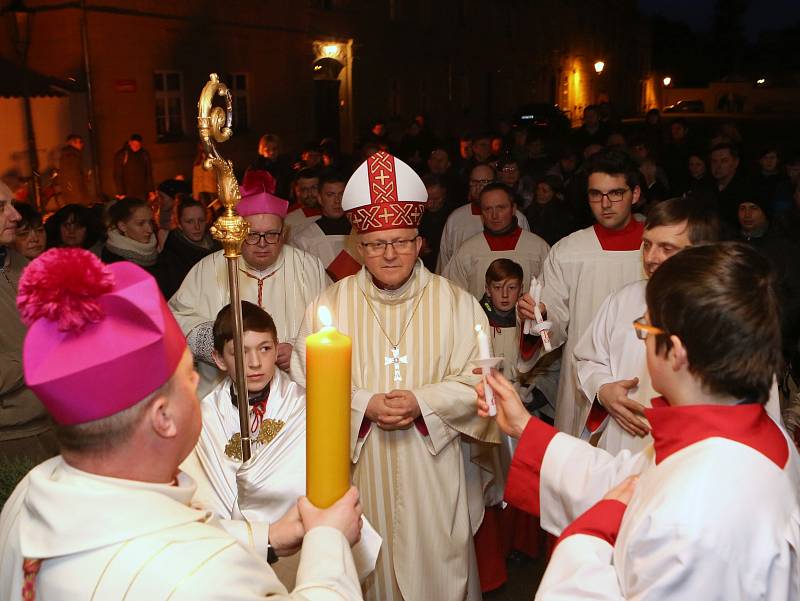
[292, 151, 500, 601]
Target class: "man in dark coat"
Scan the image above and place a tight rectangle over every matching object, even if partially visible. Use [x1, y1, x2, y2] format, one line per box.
[113, 133, 155, 200]
[57, 134, 90, 206]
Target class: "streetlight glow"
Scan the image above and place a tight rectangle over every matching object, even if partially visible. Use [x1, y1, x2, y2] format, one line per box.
[594, 61, 605, 74]
[322, 44, 340, 58]
[756, 78, 766, 85]
[663, 76, 672, 87]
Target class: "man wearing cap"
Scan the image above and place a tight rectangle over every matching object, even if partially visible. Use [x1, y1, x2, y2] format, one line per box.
[291, 170, 362, 282]
[0, 248, 366, 601]
[435, 163, 530, 273]
[0, 182, 57, 462]
[169, 182, 329, 396]
[291, 151, 501, 601]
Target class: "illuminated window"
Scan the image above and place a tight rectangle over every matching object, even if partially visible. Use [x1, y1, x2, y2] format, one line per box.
[223, 72, 250, 132]
[154, 71, 184, 142]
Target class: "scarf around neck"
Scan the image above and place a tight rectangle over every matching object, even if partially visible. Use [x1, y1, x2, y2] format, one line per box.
[106, 228, 159, 266]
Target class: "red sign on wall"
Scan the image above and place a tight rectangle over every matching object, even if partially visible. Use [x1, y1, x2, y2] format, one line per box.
[114, 79, 137, 93]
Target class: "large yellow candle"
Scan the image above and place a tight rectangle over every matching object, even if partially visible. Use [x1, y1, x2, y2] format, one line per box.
[306, 306, 352, 508]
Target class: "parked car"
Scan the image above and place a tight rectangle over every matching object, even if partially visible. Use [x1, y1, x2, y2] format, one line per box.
[663, 99, 705, 113]
[513, 104, 571, 135]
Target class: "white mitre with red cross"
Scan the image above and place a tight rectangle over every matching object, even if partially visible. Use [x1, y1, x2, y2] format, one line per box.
[342, 151, 427, 234]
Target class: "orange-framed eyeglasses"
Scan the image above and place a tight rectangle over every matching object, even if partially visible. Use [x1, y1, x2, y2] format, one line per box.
[632, 316, 665, 341]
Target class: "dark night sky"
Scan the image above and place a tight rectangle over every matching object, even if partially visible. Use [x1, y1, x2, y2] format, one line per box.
[639, 0, 800, 41]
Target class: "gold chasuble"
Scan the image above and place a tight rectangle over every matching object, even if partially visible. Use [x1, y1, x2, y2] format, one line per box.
[292, 261, 501, 601]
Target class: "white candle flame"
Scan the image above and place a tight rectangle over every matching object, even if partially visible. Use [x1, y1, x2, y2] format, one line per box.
[318, 306, 333, 328]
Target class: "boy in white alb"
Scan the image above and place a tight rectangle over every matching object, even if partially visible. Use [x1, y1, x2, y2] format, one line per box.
[182, 301, 379, 584]
[480, 242, 800, 600]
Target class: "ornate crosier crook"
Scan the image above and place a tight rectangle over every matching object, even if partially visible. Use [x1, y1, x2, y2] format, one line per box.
[197, 73, 253, 461]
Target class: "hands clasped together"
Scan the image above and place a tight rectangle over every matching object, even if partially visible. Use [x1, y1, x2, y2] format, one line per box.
[270, 486, 364, 556]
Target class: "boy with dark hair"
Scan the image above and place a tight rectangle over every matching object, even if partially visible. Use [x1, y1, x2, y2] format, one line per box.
[518, 149, 645, 437]
[182, 301, 380, 583]
[481, 242, 800, 600]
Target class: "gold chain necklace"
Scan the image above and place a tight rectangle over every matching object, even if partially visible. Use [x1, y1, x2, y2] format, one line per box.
[361, 285, 427, 383]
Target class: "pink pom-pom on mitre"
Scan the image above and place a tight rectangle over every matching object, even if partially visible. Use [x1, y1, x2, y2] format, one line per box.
[17, 248, 115, 333]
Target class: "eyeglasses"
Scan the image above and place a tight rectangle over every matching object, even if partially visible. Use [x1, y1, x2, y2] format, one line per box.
[587, 188, 630, 204]
[16, 226, 45, 238]
[244, 230, 283, 245]
[469, 178, 493, 186]
[632, 316, 665, 340]
[360, 236, 419, 257]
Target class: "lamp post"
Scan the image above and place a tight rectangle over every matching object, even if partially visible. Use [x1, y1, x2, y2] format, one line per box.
[594, 60, 605, 75]
[7, 0, 41, 211]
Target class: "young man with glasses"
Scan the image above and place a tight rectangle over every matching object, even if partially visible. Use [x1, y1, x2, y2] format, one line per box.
[480, 242, 800, 600]
[170, 182, 328, 397]
[518, 149, 645, 437]
[291, 170, 362, 282]
[436, 163, 530, 273]
[291, 151, 500, 601]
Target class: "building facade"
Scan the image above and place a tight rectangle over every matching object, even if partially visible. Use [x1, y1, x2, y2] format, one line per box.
[1, 0, 650, 198]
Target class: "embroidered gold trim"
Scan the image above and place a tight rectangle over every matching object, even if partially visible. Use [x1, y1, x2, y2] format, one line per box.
[225, 419, 285, 460]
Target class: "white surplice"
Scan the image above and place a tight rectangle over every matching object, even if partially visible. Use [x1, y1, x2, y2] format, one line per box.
[504, 404, 800, 601]
[539, 225, 644, 435]
[291, 224, 362, 282]
[169, 245, 330, 395]
[284, 205, 322, 241]
[442, 228, 550, 299]
[0, 457, 362, 601]
[181, 369, 381, 587]
[436, 204, 531, 273]
[575, 279, 785, 454]
[290, 262, 501, 601]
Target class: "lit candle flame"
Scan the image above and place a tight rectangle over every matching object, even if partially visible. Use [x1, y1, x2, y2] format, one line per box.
[318, 305, 333, 328]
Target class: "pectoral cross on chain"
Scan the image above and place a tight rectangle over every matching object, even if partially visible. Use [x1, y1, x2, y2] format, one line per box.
[384, 346, 408, 382]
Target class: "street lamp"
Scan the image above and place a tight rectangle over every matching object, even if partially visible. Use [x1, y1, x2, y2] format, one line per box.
[594, 61, 605, 74]
[7, 0, 41, 211]
[663, 76, 672, 87]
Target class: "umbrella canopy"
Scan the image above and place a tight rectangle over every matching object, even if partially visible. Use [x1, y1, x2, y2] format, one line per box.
[0, 56, 77, 98]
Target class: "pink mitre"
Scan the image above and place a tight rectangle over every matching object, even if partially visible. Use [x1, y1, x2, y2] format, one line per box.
[238, 179, 289, 218]
[342, 151, 427, 234]
[17, 248, 186, 425]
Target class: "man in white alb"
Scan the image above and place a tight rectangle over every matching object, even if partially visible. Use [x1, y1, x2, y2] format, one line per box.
[519, 149, 645, 436]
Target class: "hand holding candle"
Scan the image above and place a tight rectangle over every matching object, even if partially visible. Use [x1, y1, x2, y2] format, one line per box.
[475, 324, 497, 417]
[527, 276, 552, 352]
[306, 306, 352, 508]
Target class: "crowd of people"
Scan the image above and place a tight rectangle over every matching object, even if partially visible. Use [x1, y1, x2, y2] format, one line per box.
[1, 103, 799, 600]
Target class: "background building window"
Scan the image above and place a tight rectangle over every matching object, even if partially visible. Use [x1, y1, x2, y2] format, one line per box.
[224, 72, 250, 132]
[154, 71, 185, 141]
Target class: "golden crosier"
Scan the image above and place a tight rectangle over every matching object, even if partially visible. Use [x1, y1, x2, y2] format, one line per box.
[197, 73, 253, 461]
[197, 73, 249, 258]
